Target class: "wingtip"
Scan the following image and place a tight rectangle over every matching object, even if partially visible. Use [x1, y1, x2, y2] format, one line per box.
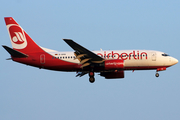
[63, 39, 72, 41]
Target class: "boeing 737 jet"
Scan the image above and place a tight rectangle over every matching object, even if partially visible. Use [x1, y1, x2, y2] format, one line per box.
[3, 17, 178, 83]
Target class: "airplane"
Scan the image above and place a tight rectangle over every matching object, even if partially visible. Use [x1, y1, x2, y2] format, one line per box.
[2, 17, 178, 83]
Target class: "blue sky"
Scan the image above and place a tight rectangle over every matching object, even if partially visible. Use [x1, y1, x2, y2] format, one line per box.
[0, 0, 180, 120]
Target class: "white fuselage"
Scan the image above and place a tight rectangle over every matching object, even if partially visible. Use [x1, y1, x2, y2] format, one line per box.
[43, 47, 178, 69]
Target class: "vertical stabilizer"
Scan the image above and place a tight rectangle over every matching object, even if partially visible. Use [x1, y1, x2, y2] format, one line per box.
[4, 17, 44, 53]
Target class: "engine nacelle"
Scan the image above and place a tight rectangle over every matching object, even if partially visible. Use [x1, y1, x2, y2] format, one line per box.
[100, 71, 124, 79]
[104, 59, 124, 70]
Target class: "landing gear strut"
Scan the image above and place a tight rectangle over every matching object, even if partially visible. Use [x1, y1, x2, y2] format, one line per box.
[155, 72, 159, 77]
[89, 72, 95, 83]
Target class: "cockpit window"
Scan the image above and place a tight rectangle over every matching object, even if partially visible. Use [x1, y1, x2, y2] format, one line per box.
[162, 53, 169, 56]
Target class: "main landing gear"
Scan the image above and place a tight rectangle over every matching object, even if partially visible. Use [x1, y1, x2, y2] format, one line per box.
[89, 72, 95, 83]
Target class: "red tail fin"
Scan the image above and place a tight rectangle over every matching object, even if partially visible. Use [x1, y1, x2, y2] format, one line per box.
[4, 17, 44, 54]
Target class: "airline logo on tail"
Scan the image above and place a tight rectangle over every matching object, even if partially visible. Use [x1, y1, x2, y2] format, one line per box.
[7, 24, 27, 49]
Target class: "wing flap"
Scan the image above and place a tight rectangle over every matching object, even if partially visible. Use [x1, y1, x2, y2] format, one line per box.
[80, 63, 91, 68]
[79, 58, 91, 65]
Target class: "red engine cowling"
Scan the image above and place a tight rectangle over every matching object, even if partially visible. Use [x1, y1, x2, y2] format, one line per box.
[100, 71, 124, 79]
[104, 59, 124, 70]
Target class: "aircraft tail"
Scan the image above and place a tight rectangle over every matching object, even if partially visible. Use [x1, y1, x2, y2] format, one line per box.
[4, 17, 44, 54]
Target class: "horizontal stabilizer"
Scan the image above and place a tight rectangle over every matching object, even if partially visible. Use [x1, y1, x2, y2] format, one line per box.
[2, 45, 28, 58]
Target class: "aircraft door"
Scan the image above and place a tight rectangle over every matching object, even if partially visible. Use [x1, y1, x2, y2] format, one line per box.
[151, 52, 156, 61]
[40, 54, 45, 64]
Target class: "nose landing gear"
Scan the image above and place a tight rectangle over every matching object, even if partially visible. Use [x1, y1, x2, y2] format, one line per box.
[155, 72, 159, 77]
[155, 67, 166, 78]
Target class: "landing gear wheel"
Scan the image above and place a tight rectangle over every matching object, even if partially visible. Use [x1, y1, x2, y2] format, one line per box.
[89, 77, 95, 83]
[155, 73, 159, 77]
[89, 71, 95, 83]
[89, 72, 94, 76]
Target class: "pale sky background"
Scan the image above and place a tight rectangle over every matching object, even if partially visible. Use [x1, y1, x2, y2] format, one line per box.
[0, 0, 180, 120]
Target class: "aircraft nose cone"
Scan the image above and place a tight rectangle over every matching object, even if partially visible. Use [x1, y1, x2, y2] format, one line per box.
[172, 58, 178, 65]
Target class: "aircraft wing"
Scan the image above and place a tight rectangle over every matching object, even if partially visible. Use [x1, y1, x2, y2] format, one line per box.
[63, 39, 104, 68]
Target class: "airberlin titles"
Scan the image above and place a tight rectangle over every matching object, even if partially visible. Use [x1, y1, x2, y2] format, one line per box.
[97, 51, 148, 60]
